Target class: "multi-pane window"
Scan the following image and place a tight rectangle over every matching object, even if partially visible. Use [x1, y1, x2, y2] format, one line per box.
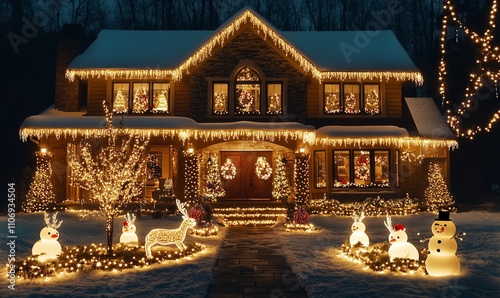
[343, 84, 361, 114]
[314, 151, 326, 188]
[112, 82, 170, 114]
[324, 83, 341, 114]
[132, 83, 150, 113]
[267, 83, 282, 115]
[323, 83, 381, 115]
[333, 151, 351, 186]
[213, 83, 229, 115]
[235, 67, 261, 115]
[364, 84, 380, 114]
[112, 83, 129, 113]
[333, 149, 390, 187]
[152, 83, 170, 113]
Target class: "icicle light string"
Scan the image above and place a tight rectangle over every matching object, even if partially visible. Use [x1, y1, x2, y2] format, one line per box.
[65, 10, 423, 84]
[440, 0, 500, 138]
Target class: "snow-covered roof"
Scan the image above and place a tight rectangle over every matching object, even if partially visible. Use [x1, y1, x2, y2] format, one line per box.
[281, 31, 418, 72]
[405, 98, 455, 139]
[316, 125, 409, 138]
[69, 30, 213, 69]
[67, 7, 421, 84]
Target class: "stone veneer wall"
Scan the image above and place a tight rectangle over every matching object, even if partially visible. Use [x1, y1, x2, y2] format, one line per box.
[188, 26, 306, 122]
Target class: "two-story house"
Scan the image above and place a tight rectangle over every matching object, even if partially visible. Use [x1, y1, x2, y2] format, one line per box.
[20, 8, 457, 207]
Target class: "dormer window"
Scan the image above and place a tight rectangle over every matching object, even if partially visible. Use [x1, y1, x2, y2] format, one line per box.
[235, 67, 261, 115]
[323, 83, 380, 115]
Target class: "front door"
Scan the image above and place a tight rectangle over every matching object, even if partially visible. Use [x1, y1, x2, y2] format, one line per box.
[220, 151, 273, 200]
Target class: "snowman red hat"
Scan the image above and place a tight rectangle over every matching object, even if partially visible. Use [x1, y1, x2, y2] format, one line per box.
[436, 210, 451, 221]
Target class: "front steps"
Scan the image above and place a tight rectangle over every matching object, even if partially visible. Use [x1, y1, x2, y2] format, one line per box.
[211, 200, 287, 226]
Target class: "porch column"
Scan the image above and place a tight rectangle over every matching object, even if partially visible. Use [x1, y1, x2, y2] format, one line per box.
[184, 151, 199, 202]
[294, 153, 310, 206]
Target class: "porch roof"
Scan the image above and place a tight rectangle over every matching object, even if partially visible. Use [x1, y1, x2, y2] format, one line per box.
[316, 125, 409, 138]
[19, 106, 316, 144]
[405, 97, 456, 139]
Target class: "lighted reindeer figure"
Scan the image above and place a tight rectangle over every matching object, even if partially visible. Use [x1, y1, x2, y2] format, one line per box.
[145, 199, 197, 259]
[32, 212, 63, 262]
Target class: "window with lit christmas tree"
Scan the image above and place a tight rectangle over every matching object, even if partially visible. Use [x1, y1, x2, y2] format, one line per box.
[272, 153, 290, 202]
[204, 153, 225, 201]
[424, 162, 455, 212]
[22, 150, 55, 212]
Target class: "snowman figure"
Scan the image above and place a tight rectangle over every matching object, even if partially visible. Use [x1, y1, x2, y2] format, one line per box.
[120, 213, 138, 245]
[425, 210, 460, 276]
[32, 212, 63, 262]
[349, 210, 369, 247]
[384, 214, 419, 261]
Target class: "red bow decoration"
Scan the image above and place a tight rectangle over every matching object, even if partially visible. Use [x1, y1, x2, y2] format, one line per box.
[394, 223, 405, 231]
[123, 221, 129, 227]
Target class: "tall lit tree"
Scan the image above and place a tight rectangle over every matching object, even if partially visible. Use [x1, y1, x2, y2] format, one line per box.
[204, 153, 224, 201]
[68, 102, 149, 255]
[272, 153, 290, 202]
[424, 162, 455, 212]
[23, 150, 55, 212]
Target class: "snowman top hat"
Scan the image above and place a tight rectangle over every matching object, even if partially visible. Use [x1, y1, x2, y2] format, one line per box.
[436, 210, 451, 221]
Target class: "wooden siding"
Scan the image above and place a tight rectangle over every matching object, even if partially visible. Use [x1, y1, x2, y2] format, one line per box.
[174, 80, 190, 116]
[87, 79, 107, 115]
[306, 79, 320, 117]
[385, 80, 403, 117]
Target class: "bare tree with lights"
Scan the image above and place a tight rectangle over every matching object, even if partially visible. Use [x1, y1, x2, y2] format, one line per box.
[69, 102, 149, 255]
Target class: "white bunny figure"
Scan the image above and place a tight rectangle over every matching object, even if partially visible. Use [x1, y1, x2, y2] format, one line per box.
[32, 212, 63, 262]
[349, 210, 369, 247]
[384, 214, 419, 261]
[120, 213, 139, 245]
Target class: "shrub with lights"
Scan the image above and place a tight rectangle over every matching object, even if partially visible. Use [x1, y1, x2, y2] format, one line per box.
[12, 242, 204, 280]
[284, 205, 318, 232]
[272, 153, 290, 202]
[204, 153, 225, 201]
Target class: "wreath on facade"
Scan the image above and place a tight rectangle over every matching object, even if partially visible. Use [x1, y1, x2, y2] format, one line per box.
[255, 156, 272, 180]
[220, 158, 237, 180]
[355, 154, 370, 181]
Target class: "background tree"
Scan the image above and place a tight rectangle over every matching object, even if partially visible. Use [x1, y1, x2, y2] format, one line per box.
[68, 102, 149, 255]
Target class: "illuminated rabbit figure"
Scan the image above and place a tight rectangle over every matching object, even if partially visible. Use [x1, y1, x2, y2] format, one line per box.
[120, 213, 138, 245]
[426, 210, 460, 276]
[349, 210, 369, 247]
[384, 214, 419, 261]
[32, 212, 63, 262]
[145, 199, 197, 259]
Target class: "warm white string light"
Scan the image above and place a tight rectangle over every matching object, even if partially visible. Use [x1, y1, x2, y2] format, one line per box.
[65, 10, 423, 84]
[440, 0, 500, 138]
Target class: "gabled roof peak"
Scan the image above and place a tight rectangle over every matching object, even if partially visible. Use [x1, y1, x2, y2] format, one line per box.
[66, 7, 422, 84]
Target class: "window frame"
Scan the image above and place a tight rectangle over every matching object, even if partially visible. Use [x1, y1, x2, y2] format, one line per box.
[323, 83, 341, 114]
[266, 82, 283, 115]
[112, 82, 130, 113]
[212, 82, 229, 115]
[332, 149, 391, 188]
[314, 150, 327, 189]
[321, 82, 384, 116]
[363, 83, 381, 115]
[234, 67, 262, 115]
[151, 82, 171, 114]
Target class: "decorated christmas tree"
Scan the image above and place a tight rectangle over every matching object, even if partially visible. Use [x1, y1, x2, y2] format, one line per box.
[272, 153, 290, 202]
[23, 151, 55, 212]
[204, 153, 225, 201]
[424, 162, 455, 212]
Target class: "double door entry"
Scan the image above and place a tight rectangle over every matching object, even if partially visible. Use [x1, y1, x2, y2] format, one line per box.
[220, 151, 273, 200]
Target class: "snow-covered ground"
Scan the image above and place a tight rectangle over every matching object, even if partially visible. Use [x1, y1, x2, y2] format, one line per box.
[1, 211, 499, 297]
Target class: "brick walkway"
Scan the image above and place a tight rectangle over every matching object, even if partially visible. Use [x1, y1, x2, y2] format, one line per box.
[207, 227, 308, 298]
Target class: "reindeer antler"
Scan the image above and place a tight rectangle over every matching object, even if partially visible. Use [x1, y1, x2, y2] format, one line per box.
[384, 214, 393, 232]
[124, 212, 136, 224]
[176, 199, 189, 218]
[359, 210, 365, 222]
[44, 212, 63, 229]
[351, 210, 359, 222]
